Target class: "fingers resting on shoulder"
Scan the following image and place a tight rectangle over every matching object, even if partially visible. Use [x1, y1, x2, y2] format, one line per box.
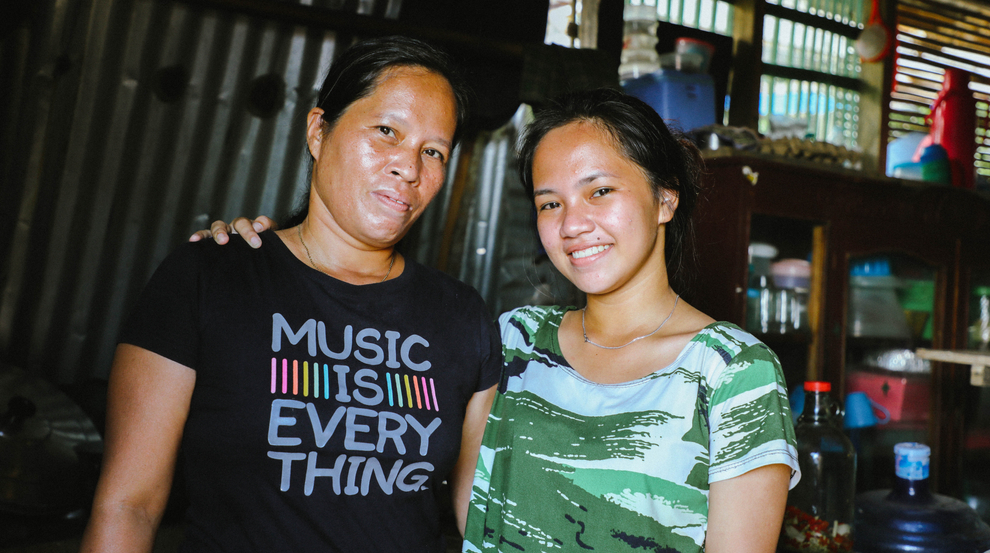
[187, 216, 277, 248]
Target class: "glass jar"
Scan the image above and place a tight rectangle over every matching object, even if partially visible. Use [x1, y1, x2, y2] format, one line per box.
[780, 381, 856, 552]
[969, 286, 990, 351]
[746, 242, 777, 334]
[771, 258, 811, 334]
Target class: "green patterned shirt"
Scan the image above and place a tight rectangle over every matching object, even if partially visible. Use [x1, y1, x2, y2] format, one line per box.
[463, 306, 799, 552]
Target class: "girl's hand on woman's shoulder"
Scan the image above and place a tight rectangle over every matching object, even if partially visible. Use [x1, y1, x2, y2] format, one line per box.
[188, 216, 276, 248]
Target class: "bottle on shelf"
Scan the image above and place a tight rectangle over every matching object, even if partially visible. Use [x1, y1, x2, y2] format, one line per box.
[970, 286, 990, 351]
[780, 381, 856, 553]
[855, 442, 990, 552]
[745, 242, 777, 334]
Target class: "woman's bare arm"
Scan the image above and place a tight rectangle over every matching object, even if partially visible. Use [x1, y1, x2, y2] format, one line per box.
[79, 344, 196, 553]
[705, 463, 791, 553]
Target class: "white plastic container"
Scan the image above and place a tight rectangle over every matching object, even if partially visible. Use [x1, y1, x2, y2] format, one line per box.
[849, 275, 911, 338]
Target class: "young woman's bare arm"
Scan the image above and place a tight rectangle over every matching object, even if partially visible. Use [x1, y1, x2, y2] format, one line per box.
[449, 384, 497, 536]
[705, 463, 791, 553]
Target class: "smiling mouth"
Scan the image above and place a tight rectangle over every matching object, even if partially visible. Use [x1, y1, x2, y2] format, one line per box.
[571, 244, 611, 259]
[376, 192, 411, 211]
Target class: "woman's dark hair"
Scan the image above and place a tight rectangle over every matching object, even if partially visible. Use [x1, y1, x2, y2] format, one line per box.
[284, 35, 470, 228]
[314, 35, 470, 144]
[517, 87, 704, 288]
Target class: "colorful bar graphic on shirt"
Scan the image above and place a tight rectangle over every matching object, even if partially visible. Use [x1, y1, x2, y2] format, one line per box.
[269, 358, 438, 411]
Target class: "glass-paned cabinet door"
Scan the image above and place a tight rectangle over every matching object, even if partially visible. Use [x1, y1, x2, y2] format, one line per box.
[843, 254, 936, 494]
[963, 273, 990, 523]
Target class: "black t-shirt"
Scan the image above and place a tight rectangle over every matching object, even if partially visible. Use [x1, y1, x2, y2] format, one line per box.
[119, 231, 501, 552]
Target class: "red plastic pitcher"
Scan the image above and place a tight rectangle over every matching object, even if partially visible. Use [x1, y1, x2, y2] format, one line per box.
[928, 68, 977, 189]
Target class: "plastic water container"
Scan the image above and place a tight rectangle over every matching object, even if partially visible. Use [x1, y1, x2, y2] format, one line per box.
[855, 443, 990, 553]
[623, 69, 716, 131]
[848, 259, 911, 339]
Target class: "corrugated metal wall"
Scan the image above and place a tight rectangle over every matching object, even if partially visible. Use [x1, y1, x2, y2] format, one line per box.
[0, 0, 400, 384]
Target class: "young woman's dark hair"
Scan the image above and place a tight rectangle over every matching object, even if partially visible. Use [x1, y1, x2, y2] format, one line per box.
[284, 35, 470, 228]
[516, 87, 704, 290]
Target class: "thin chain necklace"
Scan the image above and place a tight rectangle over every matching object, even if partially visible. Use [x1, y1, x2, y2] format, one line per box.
[582, 295, 680, 350]
[297, 226, 396, 283]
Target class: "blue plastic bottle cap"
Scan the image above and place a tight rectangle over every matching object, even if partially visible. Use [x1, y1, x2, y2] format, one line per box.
[894, 442, 930, 480]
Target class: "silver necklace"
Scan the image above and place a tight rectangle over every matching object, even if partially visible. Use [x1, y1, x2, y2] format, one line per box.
[297, 226, 395, 283]
[582, 295, 680, 349]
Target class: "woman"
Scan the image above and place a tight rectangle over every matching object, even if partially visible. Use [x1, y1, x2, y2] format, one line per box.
[461, 88, 799, 553]
[81, 36, 501, 553]
[205, 88, 800, 551]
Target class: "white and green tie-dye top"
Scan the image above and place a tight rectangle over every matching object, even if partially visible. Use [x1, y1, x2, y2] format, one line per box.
[463, 305, 800, 553]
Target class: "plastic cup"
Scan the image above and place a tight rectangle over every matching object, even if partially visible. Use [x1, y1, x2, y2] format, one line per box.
[844, 391, 891, 429]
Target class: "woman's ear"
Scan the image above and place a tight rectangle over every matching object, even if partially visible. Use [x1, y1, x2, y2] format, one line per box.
[306, 108, 326, 160]
[658, 190, 680, 224]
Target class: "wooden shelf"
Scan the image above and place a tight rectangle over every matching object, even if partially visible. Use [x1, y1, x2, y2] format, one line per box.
[916, 349, 990, 387]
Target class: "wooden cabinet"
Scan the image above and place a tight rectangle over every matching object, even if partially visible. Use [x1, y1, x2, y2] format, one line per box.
[684, 155, 990, 499]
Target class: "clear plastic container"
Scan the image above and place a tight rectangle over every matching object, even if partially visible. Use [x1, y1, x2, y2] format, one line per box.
[772, 258, 811, 290]
[780, 381, 856, 553]
[674, 37, 715, 73]
[848, 259, 911, 339]
[619, 4, 660, 81]
[657, 51, 704, 73]
[772, 259, 811, 334]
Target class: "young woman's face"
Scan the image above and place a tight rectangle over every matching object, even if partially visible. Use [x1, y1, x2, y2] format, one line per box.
[306, 66, 457, 249]
[532, 121, 672, 297]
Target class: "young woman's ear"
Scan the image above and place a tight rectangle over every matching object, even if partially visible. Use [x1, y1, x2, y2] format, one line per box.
[306, 108, 326, 160]
[658, 190, 679, 224]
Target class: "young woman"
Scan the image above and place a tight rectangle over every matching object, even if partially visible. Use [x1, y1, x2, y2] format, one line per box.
[460, 88, 799, 553]
[81, 36, 500, 553]
[201, 88, 800, 552]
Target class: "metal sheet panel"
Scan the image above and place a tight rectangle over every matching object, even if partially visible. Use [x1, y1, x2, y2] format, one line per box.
[0, 0, 392, 383]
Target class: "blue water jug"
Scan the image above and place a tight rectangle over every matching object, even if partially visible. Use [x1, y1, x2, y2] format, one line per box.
[623, 69, 716, 132]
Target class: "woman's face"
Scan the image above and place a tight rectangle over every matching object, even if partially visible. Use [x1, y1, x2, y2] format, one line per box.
[532, 121, 672, 297]
[306, 66, 457, 249]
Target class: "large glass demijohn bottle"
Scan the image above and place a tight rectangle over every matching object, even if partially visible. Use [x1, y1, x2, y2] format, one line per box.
[855, 442, 990, 552]
[779, 381, 856, 552]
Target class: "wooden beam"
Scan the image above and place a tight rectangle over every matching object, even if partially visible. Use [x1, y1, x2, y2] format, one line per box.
[174, 0, 525, 63]
[727, 0, 765, 129]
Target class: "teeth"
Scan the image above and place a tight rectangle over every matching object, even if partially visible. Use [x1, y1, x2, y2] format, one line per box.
[383, 195, 408, 208]
[571, 245, 610, 259]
